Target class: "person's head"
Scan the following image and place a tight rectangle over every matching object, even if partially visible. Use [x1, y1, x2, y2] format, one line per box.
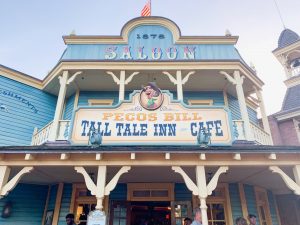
[184, 217, 192, 225]
[248, 214, 257, 225]
[235, 217, 247, 225]
[193, 208, 202, 222]
[66, 213, 75, 225]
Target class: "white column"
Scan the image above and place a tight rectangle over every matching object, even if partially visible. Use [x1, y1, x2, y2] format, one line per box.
[48, 71, 69, 141]
[196, 166, 208, 225]
[119, 71, 126, 101]
[255, 87, 272, 136]
[233, 71, 253, 141]
[176, 71, 183, 101]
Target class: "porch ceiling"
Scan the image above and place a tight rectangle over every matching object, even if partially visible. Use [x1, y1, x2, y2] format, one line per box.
[12, 165, 293, 195]
[43, 69, 256, 99]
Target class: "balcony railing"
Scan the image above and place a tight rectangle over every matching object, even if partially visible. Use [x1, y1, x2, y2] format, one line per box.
[233, 120, 273, 145]
[31, 120, 70, 145]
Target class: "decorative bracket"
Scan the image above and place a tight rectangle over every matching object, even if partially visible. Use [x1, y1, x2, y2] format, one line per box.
[172, 166, 228, 196]
[75, 166, 131, 210]
[106, 71, 140, 85]
[220, 71, 237, 85]
[181, 71, 196, 85]
[124, 72, 140, 85]
[162, 71, 178, 85]
[106, 71, 121, 84]
[0, 166, 33, 198]
[67, 71, 82, 85]
[269, 166, 300, 195]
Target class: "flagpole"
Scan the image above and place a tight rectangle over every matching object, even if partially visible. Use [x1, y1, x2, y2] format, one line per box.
[150, 0, 152, 16]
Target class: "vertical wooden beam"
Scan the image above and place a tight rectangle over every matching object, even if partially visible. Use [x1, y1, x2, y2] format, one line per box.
[42, 185, 51, 225]
[238, 183, 248, 218]
[52, 183, 64, 225]
[69, 184, 77, 213]
[273, 193, 282, 225]
[224, 184, 234, 225]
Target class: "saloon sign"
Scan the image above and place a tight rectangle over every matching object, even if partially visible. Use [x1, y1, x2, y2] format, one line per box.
[70, 89, 232, 145]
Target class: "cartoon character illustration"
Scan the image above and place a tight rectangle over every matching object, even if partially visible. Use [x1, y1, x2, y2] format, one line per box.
[140, 82, 163, 110]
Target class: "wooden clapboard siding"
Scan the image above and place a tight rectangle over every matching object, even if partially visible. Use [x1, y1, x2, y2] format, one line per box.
[228, 183, 243, 223]
[0, 75, 57, 146]
[174, 183, 192, 201]
[57, 184, 73, 225]
[0, 183, 48, 225]
[63, 94, 75, 120]
[228, 94, 259, 125]
[267, 191, 280, 225]
[47, 184, 58, 211]
[243, 184, 260, 225]
[183, 91, 225, 105]
[109, 183, 127, 200]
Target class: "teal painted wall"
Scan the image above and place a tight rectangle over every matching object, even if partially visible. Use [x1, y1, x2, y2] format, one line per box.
[267, 191, 279, 225]
[0, 183, 48, 225]
[174, 183, 192, 201]
[0, 75, 57, 146]
[47, 184, 58, 211]
[228, 94, 258, 125]
[109, 183, 127, 200]
[183, 91, 225, 106]
[62, 25, 241, 61]
[244, 184, 260, 225]
[58, 184, 73, 225]
[63, 94, 75, 120]
[228, 183, 243, 223]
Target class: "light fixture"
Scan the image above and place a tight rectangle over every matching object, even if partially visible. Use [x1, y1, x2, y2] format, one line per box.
[197, 128, 211, 148]
[88, 127, 102, 147]
[1, 201, 12, 218]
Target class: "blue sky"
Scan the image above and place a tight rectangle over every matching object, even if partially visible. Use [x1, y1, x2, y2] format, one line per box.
[0, 0, 300, 114]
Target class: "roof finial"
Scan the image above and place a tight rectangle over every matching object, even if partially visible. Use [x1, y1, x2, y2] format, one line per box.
[225, 29, 232, 36]
[273, 0, 286, 29]
[70, 29, 76, 36]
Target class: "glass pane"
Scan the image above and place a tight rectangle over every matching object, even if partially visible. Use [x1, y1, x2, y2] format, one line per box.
[113, 219, 120, 225]
[120, 219, 126, 225]
[133, 190, 151, 197]
[175, 205, 181, 217]
[114, 205, 120, 214]
[151, 190, 168, 197]
[120, 207, 127, 217]
[176, 218, 182, 225]
[212, 204, 225, 220]
[181, 205, 188, 217]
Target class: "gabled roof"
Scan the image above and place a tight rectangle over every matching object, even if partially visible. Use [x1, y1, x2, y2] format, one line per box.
[278, 28, 300, 49]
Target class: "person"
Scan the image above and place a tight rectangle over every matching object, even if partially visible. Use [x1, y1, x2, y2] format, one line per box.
[66, 213, 76, 225]
[184, 217, 192, 225]
[248, 214, 257, 225]
[235, 217, 247, 225]
[191, 208, 202, 225]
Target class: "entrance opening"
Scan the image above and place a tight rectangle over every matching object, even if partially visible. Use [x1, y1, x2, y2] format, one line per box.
[130, 201, 171, 225]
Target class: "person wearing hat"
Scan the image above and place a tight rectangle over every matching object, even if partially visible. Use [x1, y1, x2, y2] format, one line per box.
[248, 214, 257, 225]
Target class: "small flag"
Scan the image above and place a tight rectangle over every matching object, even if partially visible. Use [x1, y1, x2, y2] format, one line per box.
[141, 0, 151, 17]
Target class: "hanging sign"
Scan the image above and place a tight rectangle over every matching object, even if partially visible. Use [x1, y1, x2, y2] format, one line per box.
[70, 85, 232, 146]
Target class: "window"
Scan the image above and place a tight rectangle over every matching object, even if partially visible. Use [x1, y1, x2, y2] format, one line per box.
[188, 99, 213, 106]
[70, 184, 108, 224]
[88, 99, 113, 106]
[171, 201, 192, 225]
[127, 183, 174, 201]
[192, 184, 232, 225]
[254, 187, 272, 225]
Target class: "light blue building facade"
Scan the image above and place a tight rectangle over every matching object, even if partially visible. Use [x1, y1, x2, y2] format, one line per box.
[0, 17, 298, 225]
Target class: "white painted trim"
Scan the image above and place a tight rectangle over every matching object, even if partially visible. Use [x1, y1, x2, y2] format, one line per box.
[88, 99, 114, 106]
[188, 99, 213, 106]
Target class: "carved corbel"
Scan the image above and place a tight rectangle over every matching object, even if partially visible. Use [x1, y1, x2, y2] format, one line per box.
[0, 166, 33, 198]
[220, 71, 237, 85]
[181, 71, 196, 85]
[67, 71, 82, 85]
[162, 71, 178, 85]
[269, 166, 300, 195]
[75, 166, 131, 210]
